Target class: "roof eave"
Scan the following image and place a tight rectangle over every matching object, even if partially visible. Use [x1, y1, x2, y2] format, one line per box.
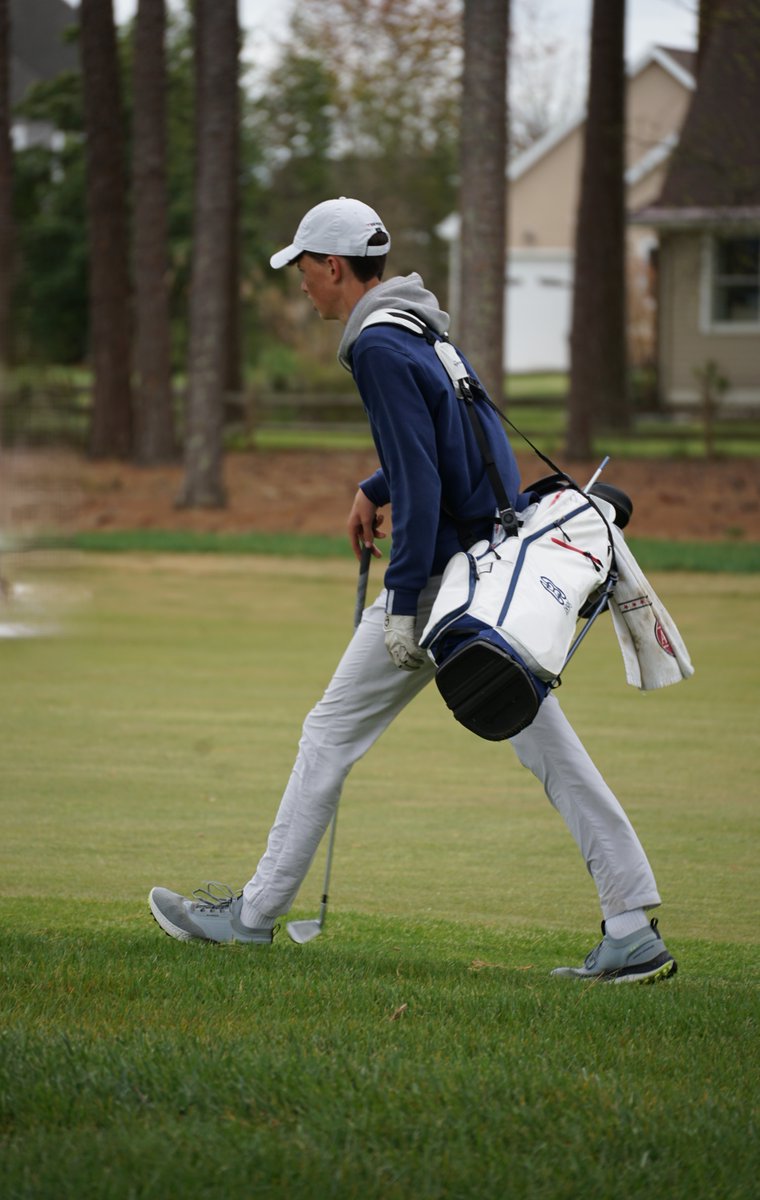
[630, 205, 760, 229]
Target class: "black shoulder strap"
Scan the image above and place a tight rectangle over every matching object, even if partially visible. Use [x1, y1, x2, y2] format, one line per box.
[455, 374, 520, 538]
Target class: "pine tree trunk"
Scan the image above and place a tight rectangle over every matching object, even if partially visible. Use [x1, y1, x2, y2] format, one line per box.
[132, 0, 176, 463]
[0, 0, 14, 379]
[566, 0, 628, 458]
[80, 0, 133, 459]
[225, 45, 241, 396]
[458, 0, 509, 404]
[177, 0, 238, 508]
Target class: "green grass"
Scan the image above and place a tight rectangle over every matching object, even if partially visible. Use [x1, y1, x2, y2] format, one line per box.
[2, 916, 756, 1200]
[238, 426, 376, 452]
[32, 527, 355, 559]
[249, 427, 760, 458]
[506, 372, 569, 399]
[27, 527, 760, 573]
[245, 414, 760, 458]
[1, 553, 758, 1198]
[624, 537, 760, 572]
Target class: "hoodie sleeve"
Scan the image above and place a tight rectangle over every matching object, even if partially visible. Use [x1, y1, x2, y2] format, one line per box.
[358, 468, 390, 507]
[352, 338, 442, 615]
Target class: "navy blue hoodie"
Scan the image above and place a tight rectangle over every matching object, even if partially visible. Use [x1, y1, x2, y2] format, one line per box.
[338, 274, 524, 616]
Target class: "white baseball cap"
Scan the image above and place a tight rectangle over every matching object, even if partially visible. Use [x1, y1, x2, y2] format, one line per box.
[269, 197, 391, 269]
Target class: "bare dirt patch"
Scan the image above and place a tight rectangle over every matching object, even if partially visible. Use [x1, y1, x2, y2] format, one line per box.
[1, 447, 759, 543]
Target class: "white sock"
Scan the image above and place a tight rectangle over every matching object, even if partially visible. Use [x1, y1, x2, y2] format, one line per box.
[605, 908, 648, 939]
[240, 899, 276, 931]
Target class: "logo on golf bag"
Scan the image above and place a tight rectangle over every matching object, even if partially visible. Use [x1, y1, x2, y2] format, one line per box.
[540, 576, 567, 606]
[654, 620, 675, 656]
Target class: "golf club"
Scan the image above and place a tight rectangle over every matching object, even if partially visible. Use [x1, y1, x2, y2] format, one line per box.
[286, 543, 373, 944]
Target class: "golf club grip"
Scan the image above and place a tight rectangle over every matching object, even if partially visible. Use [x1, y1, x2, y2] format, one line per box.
[353, 544, 373, 631]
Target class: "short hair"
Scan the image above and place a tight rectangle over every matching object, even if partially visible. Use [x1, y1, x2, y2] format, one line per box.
[301, 230, 389, 282]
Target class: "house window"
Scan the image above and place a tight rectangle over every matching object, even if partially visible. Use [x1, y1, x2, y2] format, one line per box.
[711, 235, 760, 324]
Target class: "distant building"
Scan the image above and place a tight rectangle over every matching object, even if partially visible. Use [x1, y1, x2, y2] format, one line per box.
[440, 45, 696, 374]
[10, 0, 78, 150]
[633, 2, 760, 411]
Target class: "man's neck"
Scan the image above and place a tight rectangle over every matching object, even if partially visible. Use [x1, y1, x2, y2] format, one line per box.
[338, 275, 382, 324]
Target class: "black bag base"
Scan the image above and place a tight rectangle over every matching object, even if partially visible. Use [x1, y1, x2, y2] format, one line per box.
[434, 639, 543, 742]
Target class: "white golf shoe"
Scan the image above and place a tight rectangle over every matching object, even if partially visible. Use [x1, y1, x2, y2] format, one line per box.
[149, 882, 275, 944]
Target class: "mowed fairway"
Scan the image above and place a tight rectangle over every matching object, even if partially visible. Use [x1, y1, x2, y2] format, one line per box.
[1, 551, 758, 1199]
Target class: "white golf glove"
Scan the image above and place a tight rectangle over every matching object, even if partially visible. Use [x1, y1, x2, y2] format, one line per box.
[384, 614, 426, 671]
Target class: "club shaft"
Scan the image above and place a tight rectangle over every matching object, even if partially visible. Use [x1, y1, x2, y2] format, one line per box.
[583, 455, 610, 492]
[316, 545, 372, 928]
[317, 806, 338, 922]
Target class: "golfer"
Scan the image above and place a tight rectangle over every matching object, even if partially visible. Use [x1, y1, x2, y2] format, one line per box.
[150, 198, 677, 983]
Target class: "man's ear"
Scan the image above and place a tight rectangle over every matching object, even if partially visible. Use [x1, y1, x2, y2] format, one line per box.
[325, 254, 344, 281]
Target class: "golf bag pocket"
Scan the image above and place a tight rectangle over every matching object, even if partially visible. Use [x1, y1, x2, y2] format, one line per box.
[421, 488, 615, 741]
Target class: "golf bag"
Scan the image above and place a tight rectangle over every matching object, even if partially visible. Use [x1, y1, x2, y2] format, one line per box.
[420, 484, 622, 741]
[360, 308, 632, 743]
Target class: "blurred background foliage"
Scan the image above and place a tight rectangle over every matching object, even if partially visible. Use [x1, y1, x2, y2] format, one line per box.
[10, 0, 464, 384]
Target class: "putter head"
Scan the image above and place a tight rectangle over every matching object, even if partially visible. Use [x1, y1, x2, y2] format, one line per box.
[286, 918, 323, 944]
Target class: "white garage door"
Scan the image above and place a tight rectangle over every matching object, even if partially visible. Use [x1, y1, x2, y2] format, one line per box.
[505, 249, 574, 373]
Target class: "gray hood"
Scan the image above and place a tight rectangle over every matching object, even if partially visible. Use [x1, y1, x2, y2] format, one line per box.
[338, 273, 449, 371]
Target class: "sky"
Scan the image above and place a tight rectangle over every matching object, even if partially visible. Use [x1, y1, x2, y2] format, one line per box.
[111, 0, 699, 83]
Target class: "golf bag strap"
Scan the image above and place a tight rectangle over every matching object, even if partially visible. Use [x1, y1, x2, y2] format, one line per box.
[361, 309, 520, 536]
[458, 375, 519, 537]
[360, 308, 575, 535]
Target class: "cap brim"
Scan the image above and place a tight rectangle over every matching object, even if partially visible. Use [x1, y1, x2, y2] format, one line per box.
[270, 243, 300, 269]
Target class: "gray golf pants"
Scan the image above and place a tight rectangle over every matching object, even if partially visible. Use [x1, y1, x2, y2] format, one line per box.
[243, 577, 661, 923]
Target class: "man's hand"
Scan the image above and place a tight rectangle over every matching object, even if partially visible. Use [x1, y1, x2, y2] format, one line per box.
[348, 488, 386, 561]
[384, 614, 426, 671]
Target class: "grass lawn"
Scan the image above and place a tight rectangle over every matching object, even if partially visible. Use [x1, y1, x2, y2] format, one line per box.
[249, 418, 760, 458]
[30, 529, 760, 574]
[1, 552, 758, 1199]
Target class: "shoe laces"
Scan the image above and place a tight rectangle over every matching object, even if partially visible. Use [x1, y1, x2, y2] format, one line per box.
[191, 882, 279, 939]
[191, 882, 241, 912]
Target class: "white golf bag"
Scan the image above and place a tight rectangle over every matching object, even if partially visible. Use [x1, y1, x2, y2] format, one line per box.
[420, 485, 621, 741]
[359, 307, 641, 742]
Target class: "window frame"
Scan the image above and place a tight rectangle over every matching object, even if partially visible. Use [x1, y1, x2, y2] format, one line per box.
[700, 231, 760, 334]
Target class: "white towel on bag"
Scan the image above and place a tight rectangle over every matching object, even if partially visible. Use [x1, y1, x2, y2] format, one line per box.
[608, 525, 695, 690]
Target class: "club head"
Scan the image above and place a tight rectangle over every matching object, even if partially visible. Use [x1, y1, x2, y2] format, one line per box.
[286, 918, 323, 945]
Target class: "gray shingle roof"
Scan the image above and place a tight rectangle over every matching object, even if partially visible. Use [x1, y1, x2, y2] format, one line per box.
[10, 0, 78, 108]
[655, 46, 697, 77]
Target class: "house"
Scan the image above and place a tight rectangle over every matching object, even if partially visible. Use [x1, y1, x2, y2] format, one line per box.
[632, 1, 760, 411]
[9, 0, 78, 150]
[440, 44, 696, 373]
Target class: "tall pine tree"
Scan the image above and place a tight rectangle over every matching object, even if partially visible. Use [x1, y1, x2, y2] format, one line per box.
[80, 0, 133, 458]
[0, 0, 14, 377]
[176, 0, 238, 507]
[132, 0, 175, 463]
[458, 0, 509, 404]
[566, 0, 628, 458]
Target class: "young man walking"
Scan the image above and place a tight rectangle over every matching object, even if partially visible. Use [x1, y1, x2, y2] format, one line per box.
[149, 198, 677, 983]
